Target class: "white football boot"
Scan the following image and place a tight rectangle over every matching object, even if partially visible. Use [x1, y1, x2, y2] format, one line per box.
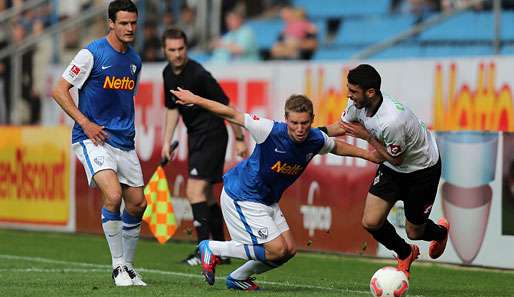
[112, 265, 132, 286]
[124, 266, 147, 286]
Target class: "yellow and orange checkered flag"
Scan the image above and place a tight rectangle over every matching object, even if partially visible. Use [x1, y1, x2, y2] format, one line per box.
[142, 166, 177, 244]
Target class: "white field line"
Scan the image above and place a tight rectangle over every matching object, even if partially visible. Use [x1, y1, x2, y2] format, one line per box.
[0, 254, 425, 297]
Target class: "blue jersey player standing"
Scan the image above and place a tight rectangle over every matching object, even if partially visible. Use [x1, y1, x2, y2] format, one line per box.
[52, 0, 146, 287]
[171, 87, 382, 290]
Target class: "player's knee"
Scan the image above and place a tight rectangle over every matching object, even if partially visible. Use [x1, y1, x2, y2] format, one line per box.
[186, 185, 206, 202]
[287, 246, 297, 258]
[267, 244, 288, 261]
[125, 199, 147, 216]
[103, 189, 122, 207]
[362, 217, 382, 231]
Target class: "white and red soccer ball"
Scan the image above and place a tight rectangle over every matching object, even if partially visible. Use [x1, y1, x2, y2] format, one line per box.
[369, 266, 409, 297]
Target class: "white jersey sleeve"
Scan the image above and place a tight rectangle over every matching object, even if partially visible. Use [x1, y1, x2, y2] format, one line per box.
[341, 100, 358, 123]
[382, 122, 406, 157]
[244, 113, 274, 144]
[317, 131, 336, 155]
[62, 49, 94, 89]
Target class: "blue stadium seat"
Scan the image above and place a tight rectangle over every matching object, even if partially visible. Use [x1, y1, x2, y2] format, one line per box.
[371, 45, 422, 60]
[501, 12, 514, 40]
[312, 46, 361, 60]
[189, 51, 212, 63]
[246, 19, 284, 50]
[420, 45, 494, 57]
[500, 44, 514, 55]
[293, 0, 389, 19]
[419, 12, 494, 42]
[314, 20, 328, 44]
[334, 15, 415, 46]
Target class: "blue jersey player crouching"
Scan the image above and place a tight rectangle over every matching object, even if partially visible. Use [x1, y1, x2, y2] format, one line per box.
[171, 87, 383, 290]
[52, 0, 146, 287]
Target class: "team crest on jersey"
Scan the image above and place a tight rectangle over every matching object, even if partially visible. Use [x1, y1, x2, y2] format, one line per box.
[258, 228, 268, 239]
[251, 114, 260, 120]
[306, 153, 313, 161]
[387, 144, 402, 156]
[130, 64, 137, 75]
[94, 156, 104, 166]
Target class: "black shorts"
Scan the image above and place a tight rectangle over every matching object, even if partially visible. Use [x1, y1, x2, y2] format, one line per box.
[187, 129, 228, 183]
[369, 158, 442, 225]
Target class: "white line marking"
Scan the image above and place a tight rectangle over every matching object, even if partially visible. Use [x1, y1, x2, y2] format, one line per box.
[0, 254, 424, 296]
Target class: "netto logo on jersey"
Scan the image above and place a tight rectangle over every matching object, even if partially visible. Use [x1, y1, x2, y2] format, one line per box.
[271, 161, 303, 175]
[103, 75, 135, 90]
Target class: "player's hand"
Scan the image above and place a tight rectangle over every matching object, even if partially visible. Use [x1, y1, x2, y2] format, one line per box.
[340, 121, 371, 141]
[369, 149, 384, 164]
[161, 142, 178, 162]
[171, 87, 197, 106]
[161, 143, 171, 161]
[82, 121, 108, 145]
[235, 140, 249, 159]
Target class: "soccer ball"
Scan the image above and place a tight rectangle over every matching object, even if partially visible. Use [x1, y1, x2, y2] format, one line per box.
[369, 266, 409, 297]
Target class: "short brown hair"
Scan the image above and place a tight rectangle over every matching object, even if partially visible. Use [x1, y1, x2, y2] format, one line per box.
[284, 94, 314, 119]
[161, 27, 188, 47]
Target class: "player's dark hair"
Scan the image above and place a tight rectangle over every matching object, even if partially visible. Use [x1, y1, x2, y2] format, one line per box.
[161, 28, 189, 47]
[108, 0, 138, 22]
[285, 94, 314, 119]
[348, 64, 381, 93]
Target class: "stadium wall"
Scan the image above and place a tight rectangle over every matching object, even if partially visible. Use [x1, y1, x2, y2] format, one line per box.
[30, 56, 514, 269]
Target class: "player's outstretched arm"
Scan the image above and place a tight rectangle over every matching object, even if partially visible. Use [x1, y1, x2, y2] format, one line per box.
[52, 78, 108, 145]
[171, 87, 245, 126]
[322, 121, 346, 137]
[331, 139, 383, 164]
[341, 121, 404, 166]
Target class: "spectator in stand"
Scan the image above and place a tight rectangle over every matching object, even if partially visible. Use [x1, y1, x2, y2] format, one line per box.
[176, 5, 200, 49]
[142, 21, 163, 61]
[271, 6, 317, 60]
[210, 9, 259, 63]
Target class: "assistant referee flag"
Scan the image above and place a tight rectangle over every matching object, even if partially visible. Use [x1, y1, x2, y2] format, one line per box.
[143, 166, 177, 244]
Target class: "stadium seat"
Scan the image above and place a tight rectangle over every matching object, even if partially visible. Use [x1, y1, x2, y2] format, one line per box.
[246, 18, 284, 50]
[293, 0, 389, 19]
[312, 46, 361, 61]
[334, 15, 415, 46]
[501, 11, 514, 40]
[189, 51, 212, 64]
[500, 44, 514, 55]
[419, 12, 494, 42]
[314, 20, 328, 44]
[371, 45, 422, 60]
[420, 45, 494, 57]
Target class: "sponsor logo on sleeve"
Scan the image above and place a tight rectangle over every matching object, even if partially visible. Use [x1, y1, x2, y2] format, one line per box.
[69, 65, 81, 78]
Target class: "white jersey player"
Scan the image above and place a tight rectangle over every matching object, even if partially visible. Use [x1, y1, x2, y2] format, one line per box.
[323, 64, 450, 279]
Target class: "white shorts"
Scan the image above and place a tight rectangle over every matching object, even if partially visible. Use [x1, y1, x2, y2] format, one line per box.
[221, 188, 289, 245]
[72, 139, 144, 188]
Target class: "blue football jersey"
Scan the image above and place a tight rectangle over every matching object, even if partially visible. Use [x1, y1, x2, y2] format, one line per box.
[63, 37, 141, 150]
[223, 121, 327, 205]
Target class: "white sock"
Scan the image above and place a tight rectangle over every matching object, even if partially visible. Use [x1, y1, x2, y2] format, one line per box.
[101, 208, 124, 268]
[230, 260, 275, 280]
[208, 240, 250, 260]
[122, 210, 142, 270]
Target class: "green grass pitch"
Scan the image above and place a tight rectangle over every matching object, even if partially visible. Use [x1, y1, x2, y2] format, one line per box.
[1, 229, 513, 297]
